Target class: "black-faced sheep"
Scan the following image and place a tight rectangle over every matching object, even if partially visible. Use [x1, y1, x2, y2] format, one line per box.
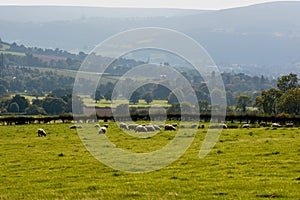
[164, 124, 176, 131]
[94, 124, 100, 128]
[70, 125, 83, 129]
[103, 124, 109, 128]
[99, 127, 107, 134]
[38, 128, 46, 137]
[135, 125, 148, 133]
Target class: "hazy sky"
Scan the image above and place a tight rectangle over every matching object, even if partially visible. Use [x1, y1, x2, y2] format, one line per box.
[0, 0, 298, 10]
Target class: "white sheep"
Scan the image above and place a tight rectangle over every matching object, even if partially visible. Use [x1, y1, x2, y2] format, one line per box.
[242, 124, 250, 128]
[128, 124, 138, 130]
[135, 125, 148, 133]
[145, 125, 156, 132]
[119, 122, 129, 130]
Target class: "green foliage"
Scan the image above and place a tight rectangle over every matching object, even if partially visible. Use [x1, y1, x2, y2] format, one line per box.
[277, 73, 299, 92]
[236, 94, 251, 113]
[278, 88, 300, 115]
[129, 91, 140, 104]
[8, 102, 19, 112]
[142, 92, 153, 104]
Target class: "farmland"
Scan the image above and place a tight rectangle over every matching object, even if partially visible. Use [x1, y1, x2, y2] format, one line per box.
[0, 122, 299, 199]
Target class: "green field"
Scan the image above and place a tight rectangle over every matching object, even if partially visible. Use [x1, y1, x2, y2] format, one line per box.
[0, 123, 299, 199]
[0, 50, 26, 56]
[83, 98, 170, 108]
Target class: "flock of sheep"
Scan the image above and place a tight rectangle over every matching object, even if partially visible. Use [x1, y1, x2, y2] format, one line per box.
[37, 121, 290, 137]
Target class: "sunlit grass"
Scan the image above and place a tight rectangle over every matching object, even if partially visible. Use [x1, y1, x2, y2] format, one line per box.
[0, 123, 299, 199]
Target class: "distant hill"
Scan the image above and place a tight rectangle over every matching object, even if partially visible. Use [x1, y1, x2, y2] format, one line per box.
[0, 2, 300, 76]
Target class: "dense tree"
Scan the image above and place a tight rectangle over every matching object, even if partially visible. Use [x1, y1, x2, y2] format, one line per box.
[42, 97, 67, 115]
[255, 88, 282, 115]
[129, 91, 140, 104]
[142, 92, 153, 104]
[236, 95, 251, 113]
[167, 92, 178, 104]
[9, 95, 29, 112]
[277, 73, 299, 92]
[8, 102, 19, 113]
[278, 88, 300, 115]
[25, 105, 46, 115]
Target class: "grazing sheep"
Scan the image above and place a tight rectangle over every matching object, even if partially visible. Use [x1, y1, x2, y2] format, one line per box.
[172, 123, 178, 127]
[221, 124, 228, 129]
[99, 127, 107, 134]
[191, 123, 198, 128]
[94, 124, 100, 128]
[103, 124, 109, 128]
[285, 123, 294, 128]
[153, 125, 161, 131]
[135, 125, 148, 133]
[38, 128, 46, 137]
[145, 125, 156, 132]
[259, 122, 266, 127]
[70, 125, 83, 129]
[128, 124, 138, 130]
[164, 124, 176, 131]
[272, 123, 282, 128]
[242, 124, 250, 128]
[119, 123, 129, 130]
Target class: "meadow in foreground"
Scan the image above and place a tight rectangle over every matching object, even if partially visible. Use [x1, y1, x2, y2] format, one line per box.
[0, 122, 299, 199]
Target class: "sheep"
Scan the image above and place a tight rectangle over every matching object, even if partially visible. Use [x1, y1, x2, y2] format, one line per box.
[38, 128, 46, 137]
[135, 125, 148, 133]
[272, 123, 282, 128]
[191, 123, 198, 129]
[242, 124, 250, 128]
[153, 125, 161, 131]
[119, 122, 129, 130]
[145, 125, 156, 132]
[70, 125, 83, 129]
[164, 124, 176, 131]
[94, 124, 100, 128]
[221, 124, 228, 129]
[99, 127, 107, 134]
[171, 123, 178, 127]
[103, 124, 109, 128]
[285, 123, 294, 128]
[128, 124, 138, 130]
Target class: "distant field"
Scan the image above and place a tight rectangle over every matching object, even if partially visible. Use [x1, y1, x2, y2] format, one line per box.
[0, 44, 10, 51]
[0, 122, 299, 199]
[83, 98, 169, 108]
[0, 50, 26, 56]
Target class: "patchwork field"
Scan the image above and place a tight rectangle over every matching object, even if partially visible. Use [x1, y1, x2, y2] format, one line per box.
[0, 122, 299, 199]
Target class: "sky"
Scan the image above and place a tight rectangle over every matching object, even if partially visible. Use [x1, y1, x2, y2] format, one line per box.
[0, 0, 298, 10]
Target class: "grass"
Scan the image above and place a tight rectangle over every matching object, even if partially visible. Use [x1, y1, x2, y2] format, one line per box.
[83, 98, 169, 108]
[0, 50, 26, 56]
[0, 122, 299, 199]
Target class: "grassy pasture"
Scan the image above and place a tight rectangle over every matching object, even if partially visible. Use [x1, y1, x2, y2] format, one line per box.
[83, 98, 169, 108]
[0, 123, 299, 199]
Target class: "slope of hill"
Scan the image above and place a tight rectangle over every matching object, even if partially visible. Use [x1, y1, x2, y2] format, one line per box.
[0, 2, 300, 76]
